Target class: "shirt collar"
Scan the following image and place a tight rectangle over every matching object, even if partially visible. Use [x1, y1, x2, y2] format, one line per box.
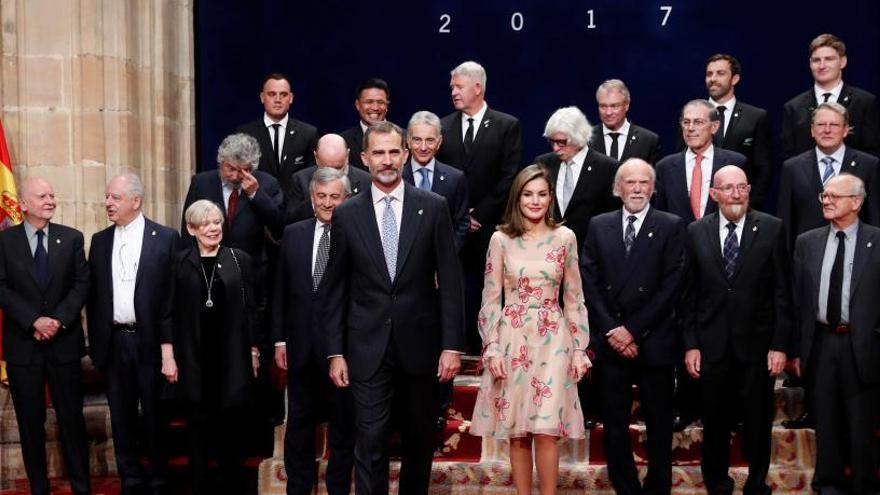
[623, 203, 650, 223]
[719, 211, 747, 230]
[463, 101, 488, 122]
[411, 158, 436, 174]
[115, 212, 145, 233]
[315, 218, 329, 231]
[686, 144, 715, 161]
[263, 113, 289, 128]
[709, 96, 736, 111]
[814, 81, 844, 102]
[816, 144, 846, 165]
[570, 145, 589, 166]
[371, 180, 405, 205]
[831, 219, 859, 239]
[603, 119, 630, 136]
[23, 220, 47, 239]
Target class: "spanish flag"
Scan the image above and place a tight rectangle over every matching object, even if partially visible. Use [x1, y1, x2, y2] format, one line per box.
[0, 118, 22, 386]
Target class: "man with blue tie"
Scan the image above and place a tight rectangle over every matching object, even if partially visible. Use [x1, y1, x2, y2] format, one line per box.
[403, 111, 469, 252]
[87, 173, 178, 495]
[273, 167, 355, 494]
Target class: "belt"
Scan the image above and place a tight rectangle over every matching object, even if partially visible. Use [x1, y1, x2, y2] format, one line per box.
[112, 322, 138, 333]
[816, 322, 850, 334]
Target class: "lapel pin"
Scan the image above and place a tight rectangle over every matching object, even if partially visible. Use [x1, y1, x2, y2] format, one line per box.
[843, 96, 850, 102]
[418, 209, 424, 215]
[752, 226, 758, 232]
[868, 242, 873, 248]
[56, 238, 61, 244]
[151, 230, 157, 236]
[218, 263, 222, 268]
[483, 119, 492, 128]
[631, 135, 637, 141]
[440, 175, 445, 181]
[647, 232, 653, 238]
[851, 160, 856, 167]
[289, 129, 295, 135]
[734, 112, 740, 118]
[587, 166, 592, 171]
[353, 187, 359, 194]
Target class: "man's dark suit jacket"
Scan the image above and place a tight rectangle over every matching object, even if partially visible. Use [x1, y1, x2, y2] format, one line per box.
[436, 107, 523, 228]
[782, 85, 880, 159]
[236, 117, 319, 194]
[580, 207, 687, 366]
[339, 124, 367, 171]
[271, 219, 324, 370]
[589, 123, 662, 165]
[181, 170, 284, 262]
[86, 217, 178, 370]
[535, 149, 620, 251]
[653, 147, 747, 223]
[777, 147, 880, 251]
[680, 210, 791, 363]
[284, 165, 372, 224]
[320, 182, 465, 381]
[402, 159, 469, 252]
[0, 223, 89, 365]
[793, 222, 880, 384]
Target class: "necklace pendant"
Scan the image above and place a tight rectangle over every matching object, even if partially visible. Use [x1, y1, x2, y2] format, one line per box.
[205, 299, 214, 308]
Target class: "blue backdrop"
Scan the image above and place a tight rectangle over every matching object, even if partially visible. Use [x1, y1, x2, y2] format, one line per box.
[196, 0, 880, 202]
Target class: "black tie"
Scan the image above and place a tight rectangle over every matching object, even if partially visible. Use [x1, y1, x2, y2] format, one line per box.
[313, 224, 330, 292]
[722, 222, 739, 279]
[34, 229, 48, 288]
[272, 123, 281, 166]
[827, 231, 846, 326]
[463, 117, 474, 154]
[822, 92, 832, 103]
[608, 132, 621, 161]
[623, 215, 637, 256]
[715, 105, 727, 145]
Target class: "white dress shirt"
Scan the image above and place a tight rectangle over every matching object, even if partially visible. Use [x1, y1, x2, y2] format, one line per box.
[312, 219, 329, 274]
[622, 204, 650, 240]
[814, 81, 844, 104]
[685, 145, 715, 215]
[717, 211, 746, 253]
[603, 120, 631, 161]
[460, 102, 489, 141]
[555, 146, 588, 215]
[112, 213, 145, 324]
[709, 97, 736, 136]
[818, 220, 857, 324]
[371, 181, 405, 237]
[815, 144, 846, 178]
[411, 158, 436, 188]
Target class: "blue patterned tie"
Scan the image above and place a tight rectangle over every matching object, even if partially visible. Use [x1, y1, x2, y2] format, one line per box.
[624, 215, 637, 257]
[821, 156, 835, 185]
[417, 167, 432, 190]
[722, 222, 739, 279]
[381, 196, 398, 280]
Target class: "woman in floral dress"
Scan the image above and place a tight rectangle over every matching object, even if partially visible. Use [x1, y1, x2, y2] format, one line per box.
[470, 164, 591, 494]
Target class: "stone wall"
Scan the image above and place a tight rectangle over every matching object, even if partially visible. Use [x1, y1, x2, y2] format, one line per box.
[0, 0, 195, 241]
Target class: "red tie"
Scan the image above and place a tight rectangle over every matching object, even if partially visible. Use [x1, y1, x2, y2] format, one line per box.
[227, 188, 239, 225]
[690, 154, 703, 219]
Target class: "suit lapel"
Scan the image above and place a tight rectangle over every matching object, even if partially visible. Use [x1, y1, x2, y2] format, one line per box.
[620, 127, 636, 160]
[729, 211, 758, 280]
[543, 156, 563, 220]
[806, 149, 824, 194]
[395, 184, 423, 282]
[301, 221, 316, 279]
[841, 148, 861, 175]
[352, 192, 392, 287]
[567, 150, 598, 214]
[445, 112, 467, 169]
[280, 120, 298, 171]
[591, 130, 607, 155]
[806, 227, 829, 312]
[15, 225, 42, 289]
[402, 161, 416, 186]
[722, 103, 743, 147]
[617, 208, 652, 289]
[135, 219, 157, 292]
[702, 214, 727, 279]
[839, 85, 853, 108]
[849, 223, 873, 297]
[46, 224, 65, 287]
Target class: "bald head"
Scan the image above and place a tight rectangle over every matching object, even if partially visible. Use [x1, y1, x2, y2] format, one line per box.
[314, 134, 350, 170]
[19, 177, 56, 227]
[710, 165, 750, 221]
[712, 165, 747, 187]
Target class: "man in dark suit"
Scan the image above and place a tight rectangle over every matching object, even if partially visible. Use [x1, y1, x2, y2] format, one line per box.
[236, 72, 318, 196]
[581, 158, 686, 495]
[435, 60, 521, 353]
[782, 33, 880, 159]
[87, 174, 178, 495]
[273, 167, 354, 495]
[339, 78, 391, 171]
[655, 100, 747, 223]
[536, 105, 619, 251]
[589, 79, 661, 164]
[0, 177, 91, 495]
[700, 54, 772, 206]
[322, 122, 465, 495]
[681, 165, 791, 495]
[403, 110, 469, 252]
[778, 102, 880, 252]
[285, 133, 372, 224]
[791, 174, 880, 494]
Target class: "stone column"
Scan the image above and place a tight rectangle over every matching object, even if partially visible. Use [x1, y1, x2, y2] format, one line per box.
[0, 0, 195, 238]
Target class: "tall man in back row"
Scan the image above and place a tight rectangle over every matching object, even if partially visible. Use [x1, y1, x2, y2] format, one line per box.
[436, 60, 522, 354]
[589, 79, 662, 165]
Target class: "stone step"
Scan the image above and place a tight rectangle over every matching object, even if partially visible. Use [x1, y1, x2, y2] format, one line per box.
[256, 458, 814, 494]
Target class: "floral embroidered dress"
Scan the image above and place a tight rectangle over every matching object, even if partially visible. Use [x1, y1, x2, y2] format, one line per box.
[469, 226, 590, 440]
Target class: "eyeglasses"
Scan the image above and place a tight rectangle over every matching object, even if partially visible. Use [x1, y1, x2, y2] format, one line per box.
[598, 103, 625, 111]
[818, 192, 858, 202]
[712, 183, 750, 194]
[547, 138, 569, 147]
[409, 137, 438, 146]
[680, 119, 711, 129]
[812, 122, 844, 130]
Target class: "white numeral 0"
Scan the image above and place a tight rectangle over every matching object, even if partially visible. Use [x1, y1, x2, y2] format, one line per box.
[511, 12, 523, 31]
[439, 14, 451, 33]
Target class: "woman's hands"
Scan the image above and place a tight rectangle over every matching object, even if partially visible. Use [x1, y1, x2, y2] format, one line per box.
[571, 350, 591, 382]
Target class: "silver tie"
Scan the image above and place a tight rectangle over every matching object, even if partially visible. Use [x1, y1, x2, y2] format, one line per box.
[821, 156, 836, 185]
[381, 196, 398, 280]
[561, 161, 574, 214]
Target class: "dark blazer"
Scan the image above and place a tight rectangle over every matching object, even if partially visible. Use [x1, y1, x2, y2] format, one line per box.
[284, 165, 372, 224]
[680, 210, 791, 363]
[402, 159, 469, 252]
[86, 218, 178, 370]
[777, 147, 880, 251]
[793, 222, 880, 384]
[339, 124, 367, 171]
[589, 123, 662, 164]
[782, 85, 880, 159]
[161, 246, 256, 408]
[580, 207, 686, 366]
[271, 219, 324, 371]
[181, 170, 284, 262]
[236, 117, 319, 194]
[320, 183, 465, 381]
[653, 147, 747, 223]
[535, 149, 620, 251]
[0, 223, 89, 365]
[436, 107, 523, 227]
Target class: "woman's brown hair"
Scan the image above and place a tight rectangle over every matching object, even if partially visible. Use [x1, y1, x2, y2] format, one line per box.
[498, 164, 559, 237]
